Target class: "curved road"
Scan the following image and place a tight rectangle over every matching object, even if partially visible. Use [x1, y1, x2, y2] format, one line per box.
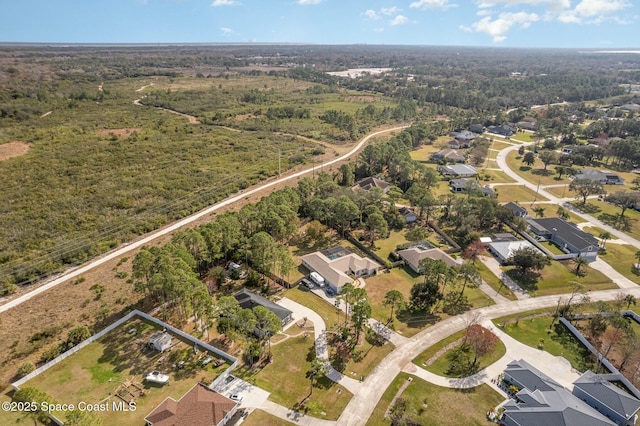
[0, 125, 408, 314]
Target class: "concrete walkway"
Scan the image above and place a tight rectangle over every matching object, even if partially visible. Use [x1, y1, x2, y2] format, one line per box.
[277, 297, 362, 394]
[478, 280, 512, 304]
[478, 255, 530, 299]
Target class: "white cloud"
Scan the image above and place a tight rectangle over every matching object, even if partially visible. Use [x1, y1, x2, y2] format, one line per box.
[364, 9, 381, 20]
[381, 6, 401, 15]
[469, 11, 539, 42]
[390, 15, 409, 25]
[211, 0, 239, 6]
[559, 0, 630, 22]
[474, 0, 569, 9]
[297, 0, 322, 4]
[220, 27, 233, 36]
[410, 0, 454, 10]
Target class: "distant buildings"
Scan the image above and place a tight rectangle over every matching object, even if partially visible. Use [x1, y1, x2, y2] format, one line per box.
[574, 169, 625, 185]
[351, 177, 391, 193]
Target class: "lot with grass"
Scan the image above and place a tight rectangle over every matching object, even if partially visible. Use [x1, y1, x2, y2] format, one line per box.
[243, 409, 294, 425]
[236, 335, 351, 420]
[19, 319, 228, 426]
[475, 261, 517, 301]
[478, 169, 516, 183]
[283, 287, 342, 329]
[570, 200, 640, 240]
[366, 373, 504, 426]
[493, 312, 595, 372]
[425, 336, 506, 378]
[599, 244, 640, 283]
[505, 260, 616, 296]
[495, 185, 548, 203]
[506, 151, 571, 187]
[409, 143, 442, 162]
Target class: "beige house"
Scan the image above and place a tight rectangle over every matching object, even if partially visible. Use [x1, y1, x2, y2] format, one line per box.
[397, 246, 461, 273]
[301, 247, 382, 293]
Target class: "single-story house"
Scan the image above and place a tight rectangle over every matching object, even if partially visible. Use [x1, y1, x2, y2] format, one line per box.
[147, 332, 172, 352]
[439, 164, 477, 178]
[145, 383, 238, 426]
[487, 124, 516, 137]
[488, 240, 539, 263]
[503, 201, 528, 218]
[527, 217, 599, 261]
[449, 179, 495, 197]
[516, 121, 537, 131]
[351, 176, 390, 193]
[431, 148, 466, 163]
[448, 139, 471, 149]
[396, 245, 461, 273]
[398, 207, 417, 223]
[234, 288, 293, 327]
[300, 247, 382, 293]
[621, 103, 640, 112]
[469, 124, 485, 134]
[574, 169, 625, 185]
[450, 130, 479, 141]
[501, 360, 640, 426]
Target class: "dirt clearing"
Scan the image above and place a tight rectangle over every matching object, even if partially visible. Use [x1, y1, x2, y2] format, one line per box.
[0, 141, 30, 161]
[97, 128, 141, 139]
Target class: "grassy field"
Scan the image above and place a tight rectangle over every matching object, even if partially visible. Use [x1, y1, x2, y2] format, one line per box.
[599, 244, 640, 284]
[19, 319, 229, 426]
[505, 150, 571, 187]
[544, 184, 573, 198]
[243, 409, 294, 425]
[366, 373, 504, 426]
[570, 200, 640, 241]
[478, 169, 516, 183]
[373, 229, 412, 262]
[495, 185, 548, 203]
[409, 143, 442, 162]
[505, 260, 616, 296]
[235, 336, 351, 420]
[283, 287, 342, 329]
[413, 330, 466, 367]
[490, 141, 514, 151]
[493, 313, 595, 372]
[425, 337, 506, 377]
[475, 261, 517, 301]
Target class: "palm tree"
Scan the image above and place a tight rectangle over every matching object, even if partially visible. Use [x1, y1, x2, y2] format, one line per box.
[625, 294, 637, 309]
[599, 231, 612, 249]
[573, 257, 589, 276]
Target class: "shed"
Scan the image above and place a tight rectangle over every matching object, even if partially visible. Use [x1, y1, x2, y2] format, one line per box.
[148, 332, 172, 352]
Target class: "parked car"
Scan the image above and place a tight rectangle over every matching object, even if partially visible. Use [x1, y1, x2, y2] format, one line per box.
[229, 393, 243, 402]
[300, 278, 312, 288]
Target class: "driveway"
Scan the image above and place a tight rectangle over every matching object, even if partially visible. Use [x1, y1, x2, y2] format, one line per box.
[479, 255, 530, 299]
[213, 375, 270, 409]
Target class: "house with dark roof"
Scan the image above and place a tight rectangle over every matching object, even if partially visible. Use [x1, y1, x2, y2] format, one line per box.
[351, 177, 390, 193]
[145, 383, 238, 426]
[431, 148, 466, 163]
[501, 360, 618, 426]
[448, 139, 471, 149]
[503, 201, 528, 218]
[573, 371, 640, 426]
[469, 124, 485, 134]
[396, 244, 461, 273]
[398, 207, 417, 223]
[516, 120, 537, 131]
[438, 164, 477, 178]
[234, 288, 293, 327]
[449, 178, 495, 197]
[487, 124, 516, 137]
[527, 217, 599, 261]
[574, 169, 625, 185]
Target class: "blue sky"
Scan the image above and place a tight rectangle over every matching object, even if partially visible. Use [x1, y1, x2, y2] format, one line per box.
[1, 0, 638, 47]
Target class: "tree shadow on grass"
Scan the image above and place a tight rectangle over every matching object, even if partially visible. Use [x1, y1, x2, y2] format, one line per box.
[505, 269, 540, 292]
[396, 309, 441, 329]
[549, 322, 595, 372]
[531, 169, 552, 176]
[598, 213, 634, 232]
[572, 202, 601, 214]
[519, 166, 532, 172]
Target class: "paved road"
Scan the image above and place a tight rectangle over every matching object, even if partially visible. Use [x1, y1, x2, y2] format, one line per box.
[0, 125, 408, 314]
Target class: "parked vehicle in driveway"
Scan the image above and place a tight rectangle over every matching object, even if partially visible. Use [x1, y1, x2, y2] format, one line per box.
[229, 393, 243, 402]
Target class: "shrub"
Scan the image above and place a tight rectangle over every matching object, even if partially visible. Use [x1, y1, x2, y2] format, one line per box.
[17, 362, 35, 378]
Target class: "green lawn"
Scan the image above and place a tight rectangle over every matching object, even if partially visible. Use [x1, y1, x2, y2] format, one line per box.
[373, 229, 412, 262]
[545, 184, 574, 198]
[20, 319, 228, 426]
[236, 336, 351, 420]
[475, 261, 517, 301]
[571, 200, 640, 241]
[478, 169, 516, 183]
[425, 338, 506, 378]
[366, 373, 504, 426]
[283, 287, 342, 329]
[542, 240, 567, 255]
[410, 144, 442, 162]
[583, 226, 608, 237]
[336, 337, 395, 380]
[512, 132, 536, 142]
[243, 409, 294, 425]
[490, 141, 514, 150]
[495, 185, 548, 203]
[505, 260, 616, 296]
[493, 313, 595, 372]
[413, 330, 466, 367]
[599, 244, 640, 284]
[506, 150, 571, 186]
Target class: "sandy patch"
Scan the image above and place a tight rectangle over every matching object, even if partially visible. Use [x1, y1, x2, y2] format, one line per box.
[0, 141, 30, 161]
[98, 128, 141, 139]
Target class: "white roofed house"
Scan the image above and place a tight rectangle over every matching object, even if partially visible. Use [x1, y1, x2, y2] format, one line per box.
[438, 164, 477, 178]
[300, 247, 382, 293]
[396, 244, 461, 273]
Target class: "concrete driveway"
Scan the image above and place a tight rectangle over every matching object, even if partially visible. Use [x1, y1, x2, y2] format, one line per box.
[213, 375, 270, 409]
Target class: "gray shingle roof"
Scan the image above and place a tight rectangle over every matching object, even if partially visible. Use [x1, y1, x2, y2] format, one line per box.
[573, 371, 640, 420]
[234, 288, 292, 321]
[527, 218, 598, 251]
